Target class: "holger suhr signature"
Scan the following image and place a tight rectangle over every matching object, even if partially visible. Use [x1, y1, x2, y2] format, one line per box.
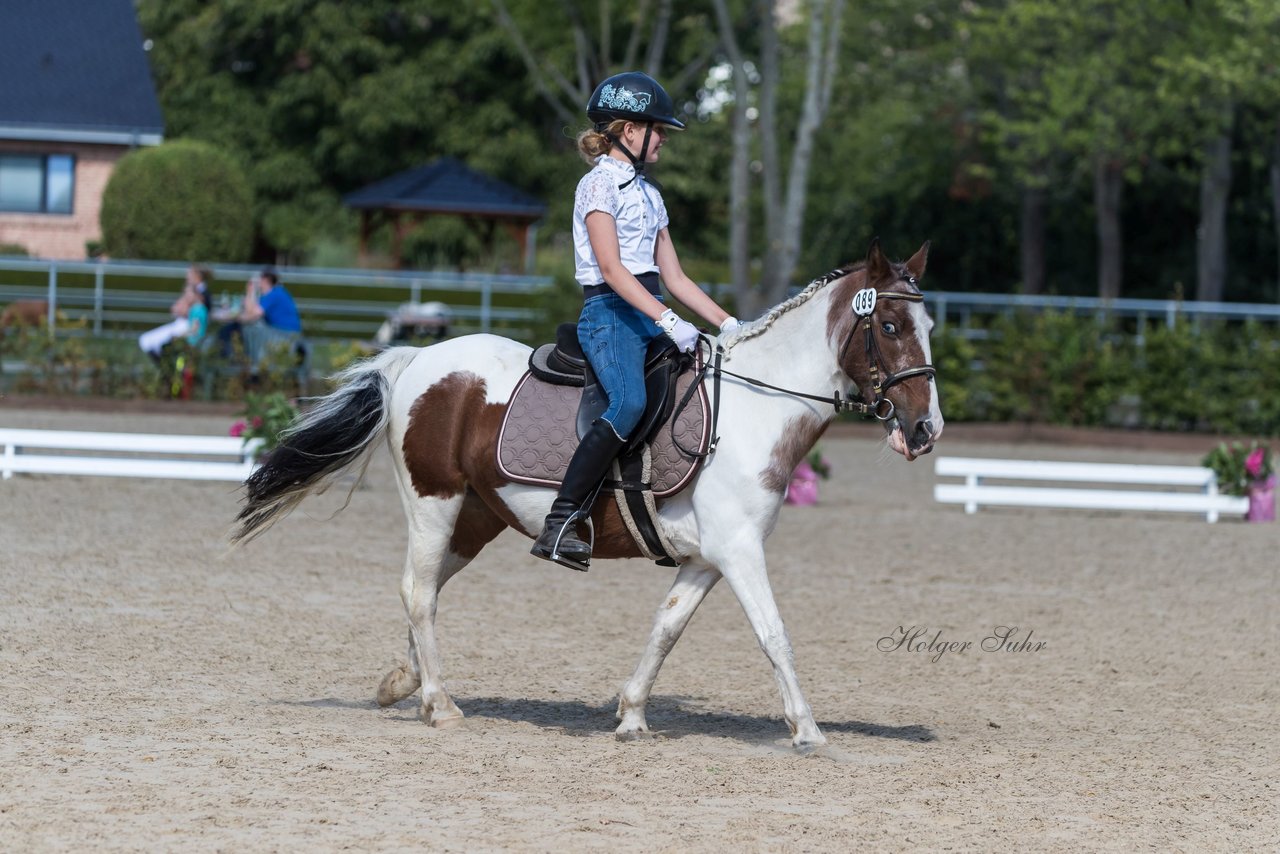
[877, 625, 1047, 663]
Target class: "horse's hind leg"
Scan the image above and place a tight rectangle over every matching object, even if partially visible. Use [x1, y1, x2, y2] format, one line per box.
[377, 491, 505, 727]
[377, 626, 423, 707]
[616, 560, 720, 740]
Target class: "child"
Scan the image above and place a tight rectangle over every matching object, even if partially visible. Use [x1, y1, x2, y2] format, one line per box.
[530, 71, 740, 572]
[138, 265, 209, 359]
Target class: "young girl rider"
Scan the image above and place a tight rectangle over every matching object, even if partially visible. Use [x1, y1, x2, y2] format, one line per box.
[530, 71, 741, 572]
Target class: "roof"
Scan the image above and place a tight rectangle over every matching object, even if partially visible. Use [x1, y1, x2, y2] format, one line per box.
[343, 158, 547, 220]
[0, 0, 164, 146]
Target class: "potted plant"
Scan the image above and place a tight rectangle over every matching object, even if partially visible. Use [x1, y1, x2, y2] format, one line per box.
[230, 392, 299, 460]
[1202, 441, 1275, 522]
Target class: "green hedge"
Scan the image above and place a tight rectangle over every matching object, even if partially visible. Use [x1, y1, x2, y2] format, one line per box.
[933, 311, 1280, 436]
[100, 140, 254, 263]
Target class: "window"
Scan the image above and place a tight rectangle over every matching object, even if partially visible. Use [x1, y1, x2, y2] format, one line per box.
[0, 154, 75, 214]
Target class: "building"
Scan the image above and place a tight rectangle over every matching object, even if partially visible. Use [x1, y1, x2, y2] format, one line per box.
[344, 158, 546, 272]
[0, 0, 164, 259]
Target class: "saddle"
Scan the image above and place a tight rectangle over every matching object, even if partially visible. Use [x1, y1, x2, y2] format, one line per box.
[497, 323, 713, 564]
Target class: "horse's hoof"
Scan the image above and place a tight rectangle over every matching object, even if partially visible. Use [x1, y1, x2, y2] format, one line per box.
[792, 736, 827, 755]
[427, 711, 466, 729]
[376, 665, 420, 707]
[615, 727, 655, 742]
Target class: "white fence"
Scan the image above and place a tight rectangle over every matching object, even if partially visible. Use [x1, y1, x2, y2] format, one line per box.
[934, 456, 1249, 523]
[0, 428, 262, 481]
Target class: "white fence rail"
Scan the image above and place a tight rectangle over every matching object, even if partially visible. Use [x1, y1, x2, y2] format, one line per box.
[933, 456, 1249, 523]
[0, 428, 262, 481]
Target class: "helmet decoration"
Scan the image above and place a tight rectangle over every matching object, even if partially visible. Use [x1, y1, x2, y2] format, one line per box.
[587, 71, 685, 129]
[586, 71, 684, 188]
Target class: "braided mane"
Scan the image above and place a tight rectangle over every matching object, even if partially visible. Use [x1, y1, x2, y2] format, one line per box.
[721, 263, 862, 353]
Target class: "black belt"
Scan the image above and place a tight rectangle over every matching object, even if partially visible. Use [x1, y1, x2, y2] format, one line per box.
[584, 271, 660, 300]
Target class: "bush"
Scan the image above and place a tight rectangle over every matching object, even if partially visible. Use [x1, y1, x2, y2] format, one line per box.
[970, 310, 1127, 426]
[937, 311, 1280, 436]
[100, 139, 254, 262]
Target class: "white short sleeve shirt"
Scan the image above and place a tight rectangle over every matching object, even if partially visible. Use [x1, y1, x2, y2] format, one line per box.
[573, 156, 670, 287]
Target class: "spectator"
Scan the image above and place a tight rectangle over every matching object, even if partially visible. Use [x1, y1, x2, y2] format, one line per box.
[233, 267, 302, 369]
[139, 265, 210, 359]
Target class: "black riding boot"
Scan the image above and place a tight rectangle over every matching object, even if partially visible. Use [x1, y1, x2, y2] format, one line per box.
[530, 419, 627, 571]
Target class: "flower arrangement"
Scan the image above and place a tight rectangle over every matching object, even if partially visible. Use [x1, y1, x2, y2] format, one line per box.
[786, 446, 833, 506]
[807, 448, 832, 480]
[1201, 440, 1274, 497]
[230, 392, 298, 458]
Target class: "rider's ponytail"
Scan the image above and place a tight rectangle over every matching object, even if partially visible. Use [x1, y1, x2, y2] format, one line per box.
[577, 120, 628, 163]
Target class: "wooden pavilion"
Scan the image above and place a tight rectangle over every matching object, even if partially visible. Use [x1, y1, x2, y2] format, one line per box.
[343, 158, 546, 271]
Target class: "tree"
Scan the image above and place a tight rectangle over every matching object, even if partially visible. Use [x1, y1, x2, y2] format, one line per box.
[136, 0, 571, 263]
[100, 139, 253, 261]
[711, 0, 845, 317]
[969, 1, 1189, 299]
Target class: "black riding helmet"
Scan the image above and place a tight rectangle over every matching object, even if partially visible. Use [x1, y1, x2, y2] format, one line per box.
[587, 71, 686, 129]
[587, 71, 684, 188]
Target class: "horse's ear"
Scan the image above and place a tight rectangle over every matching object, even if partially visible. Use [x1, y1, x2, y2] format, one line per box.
[866, 237, 891, 282]
[906, 240, 930, 281]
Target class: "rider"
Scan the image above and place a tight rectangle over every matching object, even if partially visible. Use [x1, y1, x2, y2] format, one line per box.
[530, 71, 741, 572]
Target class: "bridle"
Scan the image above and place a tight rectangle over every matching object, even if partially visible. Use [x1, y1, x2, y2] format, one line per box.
[834, 283, 937, 422]
[672, 279, 937, 458]
[710, 282, 935, 421]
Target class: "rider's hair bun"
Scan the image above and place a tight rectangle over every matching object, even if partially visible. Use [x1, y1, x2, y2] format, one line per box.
[576, 120, 628, 163]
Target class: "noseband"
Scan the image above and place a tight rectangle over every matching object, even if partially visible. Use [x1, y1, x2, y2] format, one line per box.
[836, 285, 937, 421]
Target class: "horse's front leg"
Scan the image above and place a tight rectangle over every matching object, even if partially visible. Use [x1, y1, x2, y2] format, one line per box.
[616, 560, 721, 740]
[714, 543, 825, 750]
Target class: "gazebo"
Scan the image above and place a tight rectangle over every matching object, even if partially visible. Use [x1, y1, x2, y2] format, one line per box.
[343, 157, 547, 271]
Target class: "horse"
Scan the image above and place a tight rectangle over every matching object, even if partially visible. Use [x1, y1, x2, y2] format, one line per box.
[233, 240, 943, 751]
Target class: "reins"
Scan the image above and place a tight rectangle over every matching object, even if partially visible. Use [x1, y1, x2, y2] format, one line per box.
[670, 285, 935, 459]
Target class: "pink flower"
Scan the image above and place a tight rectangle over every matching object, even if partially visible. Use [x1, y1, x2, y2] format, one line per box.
[1245, 448, 1266, 478]
[251, 416, 264, 429]
[229, 420, 246, 438]
[786, 460, 820, 506]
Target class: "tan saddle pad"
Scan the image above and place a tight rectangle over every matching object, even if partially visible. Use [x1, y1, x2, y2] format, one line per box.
[496, 362, 710, 498]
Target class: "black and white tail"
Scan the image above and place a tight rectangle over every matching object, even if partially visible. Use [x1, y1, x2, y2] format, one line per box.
[233, 348, 419, 544]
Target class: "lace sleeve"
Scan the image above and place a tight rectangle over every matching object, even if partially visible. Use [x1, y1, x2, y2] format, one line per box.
[653, 187, 670, 231]
[575, 170, 620, 219]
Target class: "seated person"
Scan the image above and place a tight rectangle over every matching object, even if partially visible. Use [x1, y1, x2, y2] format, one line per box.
[217, 268, 302, 367]
[139, 266, 210, 359]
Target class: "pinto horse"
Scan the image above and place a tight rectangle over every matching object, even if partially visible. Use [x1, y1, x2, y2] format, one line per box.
[234, 240, 943, 750]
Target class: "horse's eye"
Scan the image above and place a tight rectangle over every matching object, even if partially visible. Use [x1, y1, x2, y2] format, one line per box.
[881, 321, 897, 336]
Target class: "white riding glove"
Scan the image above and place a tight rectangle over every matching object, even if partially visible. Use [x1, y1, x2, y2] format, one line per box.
[718, 316, 742, 335]
[656, 309, 699, 353]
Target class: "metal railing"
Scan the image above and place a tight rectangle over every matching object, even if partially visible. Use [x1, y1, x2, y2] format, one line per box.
[926, 291, 1280, 340]
[5, 255, 1279, 346]
[0, 256, 552, 343]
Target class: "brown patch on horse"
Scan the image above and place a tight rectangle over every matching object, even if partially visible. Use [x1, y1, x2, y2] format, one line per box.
[449, 488, 508, 559]
[825, 248, 932, 408]
[402, 372, 490, 499]
[403, 370, 647, 559]
[402, 371, 530, 536]
[761, 414, 830, 494]
[583, 498, 647, 559]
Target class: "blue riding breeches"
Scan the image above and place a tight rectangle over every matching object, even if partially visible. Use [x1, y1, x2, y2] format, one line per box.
[577, 285, 663, 440]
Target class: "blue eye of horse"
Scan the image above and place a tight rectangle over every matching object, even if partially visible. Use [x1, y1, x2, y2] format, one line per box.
[882, 322, 897, 335]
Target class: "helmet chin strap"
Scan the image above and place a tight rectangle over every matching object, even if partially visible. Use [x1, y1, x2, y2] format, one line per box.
[603, 122, 654, 189]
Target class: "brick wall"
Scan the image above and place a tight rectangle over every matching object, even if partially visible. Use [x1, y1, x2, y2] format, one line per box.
[0, 140, 129, 260]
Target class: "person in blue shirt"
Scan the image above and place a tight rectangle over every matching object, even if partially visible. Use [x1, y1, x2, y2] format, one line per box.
[237, 268, 302, 369]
